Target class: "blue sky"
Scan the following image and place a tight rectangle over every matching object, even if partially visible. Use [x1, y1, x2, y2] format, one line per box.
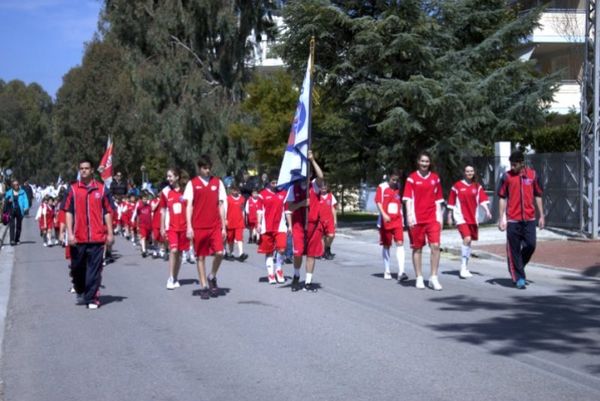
[0, 0, 102, 98]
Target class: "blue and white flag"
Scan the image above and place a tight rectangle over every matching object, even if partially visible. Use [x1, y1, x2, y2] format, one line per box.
[277, 52, 312, 189]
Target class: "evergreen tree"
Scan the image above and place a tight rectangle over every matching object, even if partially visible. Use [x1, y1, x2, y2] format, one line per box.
[279, 0, 557, 185]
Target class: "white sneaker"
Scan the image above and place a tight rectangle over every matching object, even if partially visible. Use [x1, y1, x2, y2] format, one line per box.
[428, 276, 443, 291]
[268, 274, 277, 284]
[415, 276, 425, 289]
[87, 303, 99, 310]
[173, 280, 181, 289]
[275, 269, 285, 283]
[188, 255, 196, 264]
[459, 268, 473, 279]
[166, 277, 175, 290]
[383, 271, 392, 280]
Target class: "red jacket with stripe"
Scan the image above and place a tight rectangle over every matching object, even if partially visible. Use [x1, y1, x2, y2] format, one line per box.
[497, 167, 543, 222]
[62, 180, 114, 243]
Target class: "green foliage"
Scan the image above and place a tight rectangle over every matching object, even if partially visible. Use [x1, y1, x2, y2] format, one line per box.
[278, 0, 558, 186]
[0, 80, 53, 181]
[524, 111, 580, 153]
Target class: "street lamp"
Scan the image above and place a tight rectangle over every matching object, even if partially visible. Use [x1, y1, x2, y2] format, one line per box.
[140, 165, 147, 185]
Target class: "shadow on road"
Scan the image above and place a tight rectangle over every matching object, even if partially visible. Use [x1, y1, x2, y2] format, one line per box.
[192, 287, 231, 297]
[428, 276, 600, 374]
[98, 295, 128, 306]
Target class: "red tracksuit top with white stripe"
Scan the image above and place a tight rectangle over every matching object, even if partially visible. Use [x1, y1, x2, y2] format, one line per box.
[62, 180, 113, 243]
[497, 167, 543, 222]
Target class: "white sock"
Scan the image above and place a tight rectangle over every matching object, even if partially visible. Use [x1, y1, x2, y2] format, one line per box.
[305, 272, 313, 284]
[236, 241, 243, 256]
[461, 245, 470, 268]
[382, 247, 390, 273]
[275, 252, 283, 269]
[266, 256, 274, 276]
[396, 246, 405, 274]
[294, 268, 301, 278]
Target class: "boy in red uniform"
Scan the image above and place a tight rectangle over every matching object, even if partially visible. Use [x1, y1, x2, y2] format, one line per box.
[133, 191, 153, 257]
[447, 165, 491, 278]
[225, 186, 248, 261]
[319, 182, 337, 260]
[403, 152, 444, 290]
[185, 155, 227, 300]
[63, 160, 114, 309]
[498, 151, 544, 289]
[244, 189, 261, 244]
[257, 175, 288, 284]
[285, 151, 324, 292]
[375, 171, 407, 281]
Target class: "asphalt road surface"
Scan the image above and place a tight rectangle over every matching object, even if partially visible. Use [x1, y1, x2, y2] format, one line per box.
[1, 218, 599, 401]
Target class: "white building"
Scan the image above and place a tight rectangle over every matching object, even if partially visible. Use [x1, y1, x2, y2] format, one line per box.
[519, 0, 585, 114]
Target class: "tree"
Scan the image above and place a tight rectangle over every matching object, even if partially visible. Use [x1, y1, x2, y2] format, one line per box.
[0, 80, 53, 181]
[278, 0, 558, 186]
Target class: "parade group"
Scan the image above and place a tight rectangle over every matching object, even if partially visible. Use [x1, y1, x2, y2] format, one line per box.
[5, 149, 544, 310]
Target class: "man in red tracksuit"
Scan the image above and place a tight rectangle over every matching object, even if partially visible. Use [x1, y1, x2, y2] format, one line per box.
[63, 160, 114, 309]
[497, 151, 545, 289]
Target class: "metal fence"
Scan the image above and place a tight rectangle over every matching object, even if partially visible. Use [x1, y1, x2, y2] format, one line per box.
[473, 152, 581, 229]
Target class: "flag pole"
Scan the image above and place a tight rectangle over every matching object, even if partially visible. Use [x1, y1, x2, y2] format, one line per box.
[305, 36, 315, 230]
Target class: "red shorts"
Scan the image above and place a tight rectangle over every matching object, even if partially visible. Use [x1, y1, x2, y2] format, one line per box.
[379, 226, 404, 247]
[246, 221, 257, 230]
[139, 225, 152, 240]
[457, 224, 478, 241]
[408, 222, 441, 249]
[193, 227, 224, 257]
[39, 220, 54, 230]
[153, 227, 162, 243]
[226, 228, 244, 243]
[258, 232, 287, 254]
[322, 219, 335, 236]
[293, 222, 324, 257]
[167, 230, 190, 252]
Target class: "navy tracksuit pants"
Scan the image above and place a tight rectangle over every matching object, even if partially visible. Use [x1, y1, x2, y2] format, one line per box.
[70, 244, 104, 303]
[506, 221, 536, 282]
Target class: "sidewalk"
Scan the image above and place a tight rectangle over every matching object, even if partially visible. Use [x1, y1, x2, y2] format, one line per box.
[339, 221, 599, 277]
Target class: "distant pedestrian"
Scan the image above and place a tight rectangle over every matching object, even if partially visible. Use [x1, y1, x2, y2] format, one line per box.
[319, 182, 338, 260]
[403, 152, 444, 291]
[109, 171, 128, 196]
[22, 179, 34, 215]
[4, 179, 30, 246]
[225, 185, 248, 261]
[497, 151, 544, 289]
[63, 160, 114, 309]
[447, 165, 492, 279]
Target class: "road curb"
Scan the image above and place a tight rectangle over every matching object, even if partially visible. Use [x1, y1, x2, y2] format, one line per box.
[0, 224, 14, 401]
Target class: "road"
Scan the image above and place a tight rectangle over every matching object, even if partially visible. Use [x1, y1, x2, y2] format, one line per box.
[1, 217, 599, 401]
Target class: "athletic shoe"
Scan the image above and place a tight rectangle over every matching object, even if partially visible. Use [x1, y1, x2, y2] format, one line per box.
[142, 251, 148, 258]
[516, 278, 527, 289]
[384, 271, 392, 280]
[303, 283, 318, 293]
[291, 276, 301, 292]
[173, 280, 181, 289]
[102, 260, 107, 267]
[275, 269, 286, 283]
[166, 277, 176, 290]
[415, 276, 425, 290]
[200, 288, 210, 300]
[87, 297, 100, 309]
[428, 276, 443, 291]
[75, 294, 85, 305]
[152, 251, 159, 259]
[163, 253, 169, 262]
[459, 268, 473, 279]
[224, 253, 234, 261]
[187, 256, 196, 264]
[398, 272, 409, 282]
[69, 287, 76, 294]
[268, 274, 277, 284]
[323, 252, 334, 260]
[208, 277, 219, 297]
[237, 253, 249, 262]
[43, 242, 47, 247]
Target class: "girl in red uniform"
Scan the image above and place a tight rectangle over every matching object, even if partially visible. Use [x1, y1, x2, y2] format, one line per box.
[403, 152, 444, 290]
[244, 189, 261, 244]
[36, 196, 55, 247]
[161, 168, 190, 290]
[447, 165, 491, 279]
[134, 192, 153, 257]
[225, 186, 248, 261]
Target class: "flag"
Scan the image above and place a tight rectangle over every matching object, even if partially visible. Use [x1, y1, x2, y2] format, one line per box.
[98, 136, 114, 188]
[276, 50, 313, 189]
